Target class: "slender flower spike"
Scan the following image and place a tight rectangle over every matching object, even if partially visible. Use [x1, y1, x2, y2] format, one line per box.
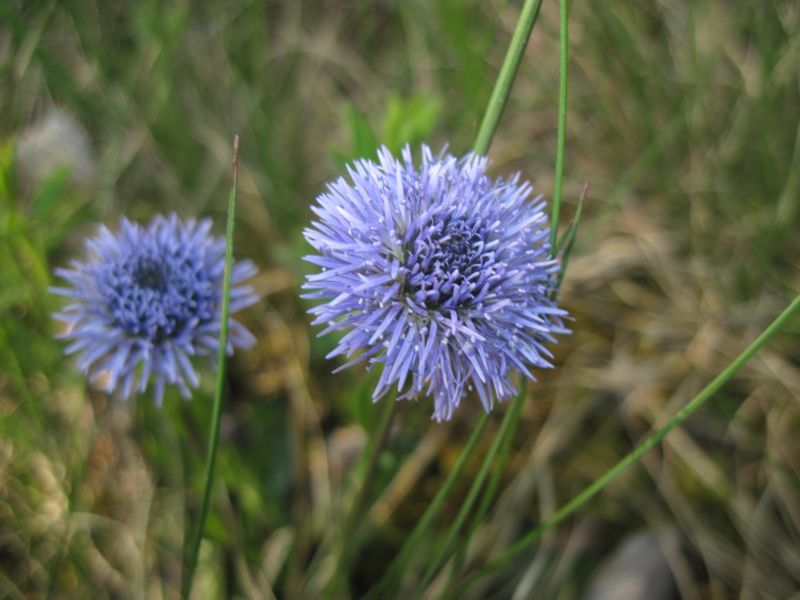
[302, 145, 569, 421]
[52, 214, 259, 403]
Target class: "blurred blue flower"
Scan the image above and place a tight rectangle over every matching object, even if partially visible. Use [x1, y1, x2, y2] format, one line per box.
[303, 146, 568, 421]
[52, 214, 259, 403]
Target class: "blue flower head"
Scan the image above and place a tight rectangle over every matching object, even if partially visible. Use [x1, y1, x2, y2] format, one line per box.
[52, 214, 259, 403]
[303, 145, 568, 421]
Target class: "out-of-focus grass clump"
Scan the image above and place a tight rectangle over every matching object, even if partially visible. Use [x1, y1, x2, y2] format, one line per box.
[1, 1, 798, 598]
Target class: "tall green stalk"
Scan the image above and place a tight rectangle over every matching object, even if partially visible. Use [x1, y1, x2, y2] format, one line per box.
[473, 0, 544, 156]
[182, 135, 240, 600]
[550, 0, 569, 250]
[454, 291, 800, 593]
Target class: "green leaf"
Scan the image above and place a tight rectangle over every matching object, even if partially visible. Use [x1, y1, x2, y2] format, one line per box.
[382, 93, 442, 153]
[347, 104, 379, 159]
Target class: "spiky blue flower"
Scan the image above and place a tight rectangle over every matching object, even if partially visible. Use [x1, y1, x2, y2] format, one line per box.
[52, 214, 259, 403]
[302, 145, 568, 421]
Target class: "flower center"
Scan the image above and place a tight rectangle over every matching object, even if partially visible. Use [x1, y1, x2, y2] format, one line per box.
[402, 216, 498, 309]
[101, 248, 218, 343]
[132, 257, 169, 292]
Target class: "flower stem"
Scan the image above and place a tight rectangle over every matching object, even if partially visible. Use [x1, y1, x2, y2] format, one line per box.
[182, 135, 240, 600]
[414, 382, 527, 597]
[367, 412, 491, 599]
[473, 0, 544, 156]
[446, 381, 529, 587]
[551, 0, 569, 250]
[326, 395, 397, 597]
[454, 291, 800, 593]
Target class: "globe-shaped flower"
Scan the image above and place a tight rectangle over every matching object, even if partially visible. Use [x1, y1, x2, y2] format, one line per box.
[302, 145, 568, 421]
[52, 214, 259, 403]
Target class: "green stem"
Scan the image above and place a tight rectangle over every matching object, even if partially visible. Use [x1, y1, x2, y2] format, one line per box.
[473, 0, 544, 156]
[456, 292, 800, 592]
[414, 383, 527, 596]
[447, 381, 529, 585]
[550, 0, 569, 250]
[470, 380, 528, 531]
[367, 412, 491, 599]
[182, 135, 240, 600]
[326, 395, 397, 598]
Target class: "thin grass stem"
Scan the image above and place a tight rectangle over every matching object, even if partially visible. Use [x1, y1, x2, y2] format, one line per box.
[550, 0, 569, 251]
[453, 291, 800, 594]
[182, 135, 240, 600]
[473, 0, 544, 156]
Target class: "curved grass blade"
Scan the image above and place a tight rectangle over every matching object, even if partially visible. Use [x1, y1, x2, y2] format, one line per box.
[553, 181, 587, 295]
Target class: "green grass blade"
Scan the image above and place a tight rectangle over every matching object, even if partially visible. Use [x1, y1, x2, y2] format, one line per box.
[550, 0, 570, 251]
[554, 181, 587, 294]
[473, 0, 544, 156]
[453, 291, 800, 593]
[182, 135, 240, 600]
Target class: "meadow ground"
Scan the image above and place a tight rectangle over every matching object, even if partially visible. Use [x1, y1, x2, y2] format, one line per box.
[1, 1, 799, 598]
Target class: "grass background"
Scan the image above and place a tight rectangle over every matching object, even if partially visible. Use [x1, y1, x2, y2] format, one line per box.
[1, 0, 799, 598]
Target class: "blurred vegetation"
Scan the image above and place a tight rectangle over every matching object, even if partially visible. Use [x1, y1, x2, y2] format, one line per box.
[1, 0, 799, 598]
